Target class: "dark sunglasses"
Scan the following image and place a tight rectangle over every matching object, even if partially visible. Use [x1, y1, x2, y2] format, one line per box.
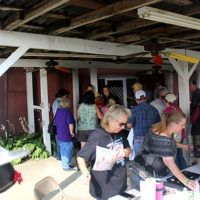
[161, 96, 166, 100]
[116, 120, 127, 127]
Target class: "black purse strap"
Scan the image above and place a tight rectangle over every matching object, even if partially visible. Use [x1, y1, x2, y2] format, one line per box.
[52, 109, 59, 123]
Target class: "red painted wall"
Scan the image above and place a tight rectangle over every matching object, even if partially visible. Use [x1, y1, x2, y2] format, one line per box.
[78, 68, 90, 96]
[48, 69, 73, 121]
[0, 68, 27, 133]
[0, 67, 73, 133]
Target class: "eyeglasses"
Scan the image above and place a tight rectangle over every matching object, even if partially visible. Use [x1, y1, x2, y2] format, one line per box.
[116, 119, 127, 127]
[161, 96, 166, 100]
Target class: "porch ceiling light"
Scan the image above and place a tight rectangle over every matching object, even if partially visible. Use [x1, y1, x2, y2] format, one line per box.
[137, 6, 200, 31]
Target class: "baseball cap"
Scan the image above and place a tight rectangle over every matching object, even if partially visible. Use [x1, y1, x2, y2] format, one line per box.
[165, 93, 177, 103]
[132, 83, 142, 91]
[135, 90, 146, 99]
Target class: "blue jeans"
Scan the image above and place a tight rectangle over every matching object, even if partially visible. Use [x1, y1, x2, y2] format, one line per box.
[56, 135, 61, 159]
[134, 138, 144, 155]
[58, 140, 74, 169]
[175, 146, 187, 170]
[134, 138, 144, 187]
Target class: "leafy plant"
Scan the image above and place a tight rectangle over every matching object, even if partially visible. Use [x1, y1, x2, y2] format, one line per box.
[0, 132, 52, 165]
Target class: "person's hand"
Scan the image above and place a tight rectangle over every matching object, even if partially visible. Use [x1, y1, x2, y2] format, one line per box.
[81, 172, 91, 185]
[182, 144, 190, 152]
[189, 144, 194, 151]
[70, 132, 75, 137]
[186, 179, 199, 191]
[116, 149, 126, 160]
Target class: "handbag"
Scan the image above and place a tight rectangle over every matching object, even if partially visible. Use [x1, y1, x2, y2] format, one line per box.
[48, 116, 57, 135]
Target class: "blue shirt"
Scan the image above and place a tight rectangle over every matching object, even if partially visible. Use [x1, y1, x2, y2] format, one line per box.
[52, 98, 61, 116]
[127, 101, 160, 137]
[55, 109, 75, 142]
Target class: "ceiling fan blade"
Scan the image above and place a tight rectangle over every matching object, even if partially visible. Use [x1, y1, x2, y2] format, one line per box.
[55, 66, 72, 73]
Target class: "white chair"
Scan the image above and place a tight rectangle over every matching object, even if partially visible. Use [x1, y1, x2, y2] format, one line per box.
[34, 176, 68, 200]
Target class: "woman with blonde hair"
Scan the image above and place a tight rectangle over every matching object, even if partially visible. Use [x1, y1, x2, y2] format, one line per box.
[131, 110, 199, 191]
[77, 105, 131, 199]
[55, 98, 75, 171]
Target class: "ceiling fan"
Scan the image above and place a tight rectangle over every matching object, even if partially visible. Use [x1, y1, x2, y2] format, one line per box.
[26, 58, 72, 73]
[119, 36, 199, 68]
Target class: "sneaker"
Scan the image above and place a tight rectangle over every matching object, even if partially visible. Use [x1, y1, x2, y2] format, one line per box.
[63, 167, 74, 171]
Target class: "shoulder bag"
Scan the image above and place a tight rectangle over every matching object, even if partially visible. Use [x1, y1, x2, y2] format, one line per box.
[48, 115, 57, 135]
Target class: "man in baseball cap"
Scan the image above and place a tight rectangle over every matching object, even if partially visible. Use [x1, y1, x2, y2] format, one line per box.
[127, 89, 160, 157]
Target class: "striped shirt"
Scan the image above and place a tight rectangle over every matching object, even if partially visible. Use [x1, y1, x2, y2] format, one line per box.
[127, 101, 160, 137]
[52, 98, 61, 116]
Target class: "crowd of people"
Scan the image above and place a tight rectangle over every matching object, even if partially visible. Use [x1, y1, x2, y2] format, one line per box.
[51, 81, 200, 199]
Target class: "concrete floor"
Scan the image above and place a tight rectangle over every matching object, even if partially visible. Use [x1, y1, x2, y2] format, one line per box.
[2, 156, 95, 200]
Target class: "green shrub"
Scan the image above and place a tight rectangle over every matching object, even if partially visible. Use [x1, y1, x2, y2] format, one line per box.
[0, 132, 56, 165]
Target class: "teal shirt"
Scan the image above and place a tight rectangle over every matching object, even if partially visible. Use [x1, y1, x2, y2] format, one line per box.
[78, 103, 98, 131]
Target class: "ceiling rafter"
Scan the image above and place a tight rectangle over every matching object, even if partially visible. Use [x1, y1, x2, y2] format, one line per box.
[21, 24, 45, 30]
[70, 0, 139, 18]
[88, 19, 157, 40]
[70, 0, 103, 9]
[43, 12, 71, 19]
[163, 0, 193, 6]
[0, 3, 23, 11]
[49, 0, 161, 35]
[3, 0, 71, 30]
[88, 2, 200, 40]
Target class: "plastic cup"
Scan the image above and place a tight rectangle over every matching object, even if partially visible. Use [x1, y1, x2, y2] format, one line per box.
[156, 181, 164, 200]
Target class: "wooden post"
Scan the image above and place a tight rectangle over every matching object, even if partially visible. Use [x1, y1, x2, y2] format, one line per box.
[72, 69, 79, 124]
[169, 58, 199, 165]
[90, 67, 98, 92]
[40, 69, 51, 154]
[167, 71, 173, 93]
[26, 69, 35, 133]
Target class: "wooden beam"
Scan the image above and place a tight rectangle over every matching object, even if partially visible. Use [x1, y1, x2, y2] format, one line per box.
[23, 52, 117, 59]
[26, 70, 35, 133]
[163, 0, 193, 6]
[3, 12, 24, 30]
[89, 2, 200, 40]
[21, 24, 45, 30]
[89, 19, 157, 40]
[50, 0, 161, 35]
[70, 0, 138, 18]
[4, 0, 71, 30]
[72, 69, 79, 125]
[0, 30, 144, 56]
[0, 58, 173, 70]
[0, 46, 29, 76]
[115, 33, 141, 43]
[40, 69, 51, 154]
[70, 0, 102, 9]
[188, 62, 199, 79]
[171, 32, 200, 40]
[43, 12, 71, 19]
[0, 3, 23, 11]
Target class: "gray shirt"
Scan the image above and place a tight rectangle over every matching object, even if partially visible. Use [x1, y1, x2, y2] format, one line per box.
[150, 99, 166, 117]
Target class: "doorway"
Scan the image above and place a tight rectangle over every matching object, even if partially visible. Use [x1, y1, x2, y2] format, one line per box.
[98, 76, 138, 108]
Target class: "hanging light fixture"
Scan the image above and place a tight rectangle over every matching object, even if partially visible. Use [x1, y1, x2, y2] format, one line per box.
[138, 6, 200, 31]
